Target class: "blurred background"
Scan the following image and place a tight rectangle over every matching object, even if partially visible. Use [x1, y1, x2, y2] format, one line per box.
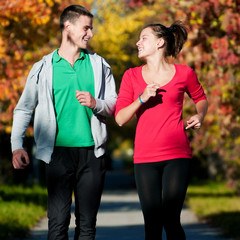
[0, 0, 240, 239]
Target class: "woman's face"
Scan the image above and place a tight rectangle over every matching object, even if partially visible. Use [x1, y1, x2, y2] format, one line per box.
[136, 27, 160, 59]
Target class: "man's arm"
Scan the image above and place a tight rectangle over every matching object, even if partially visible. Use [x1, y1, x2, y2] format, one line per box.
[93, 60, 117, 117]
[11, 61, 42, 168]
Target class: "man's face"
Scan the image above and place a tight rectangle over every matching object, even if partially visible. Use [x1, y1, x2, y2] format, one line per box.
[65, 15, 93, 49]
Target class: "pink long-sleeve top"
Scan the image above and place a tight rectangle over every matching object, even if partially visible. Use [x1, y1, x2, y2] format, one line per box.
[115, 64, 207, 164]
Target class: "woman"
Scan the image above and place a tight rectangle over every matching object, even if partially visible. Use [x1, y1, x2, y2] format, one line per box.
[115, 21, 208, 240]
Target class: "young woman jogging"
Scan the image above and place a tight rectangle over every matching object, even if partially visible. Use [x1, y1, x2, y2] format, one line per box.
[115, 21, 208, 240]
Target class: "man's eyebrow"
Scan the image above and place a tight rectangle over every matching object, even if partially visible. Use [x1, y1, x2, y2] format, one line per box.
[85, 25, 93, 30]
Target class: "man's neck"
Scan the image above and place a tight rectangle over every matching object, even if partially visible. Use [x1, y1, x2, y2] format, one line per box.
[58, 44, 82, 66]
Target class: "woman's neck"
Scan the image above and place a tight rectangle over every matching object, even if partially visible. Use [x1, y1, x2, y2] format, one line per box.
[144, 58, 172, 73]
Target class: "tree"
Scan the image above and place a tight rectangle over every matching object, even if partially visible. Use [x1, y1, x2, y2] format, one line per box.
[176, 0, 240, 191]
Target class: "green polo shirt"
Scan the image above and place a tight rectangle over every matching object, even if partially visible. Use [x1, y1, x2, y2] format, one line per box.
[52, 49, 95, 147]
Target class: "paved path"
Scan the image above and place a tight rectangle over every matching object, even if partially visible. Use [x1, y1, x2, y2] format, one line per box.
[21, 167, 231, 240]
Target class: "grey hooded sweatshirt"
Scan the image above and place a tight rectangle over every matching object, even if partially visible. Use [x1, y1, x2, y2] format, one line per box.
[11, 50, 117, 163]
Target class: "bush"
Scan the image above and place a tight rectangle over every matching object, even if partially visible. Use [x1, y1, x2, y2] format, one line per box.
[0, 185, 47, 239]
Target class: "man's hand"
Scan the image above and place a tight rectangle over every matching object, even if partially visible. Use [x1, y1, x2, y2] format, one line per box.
[12, 149, 30, 169]
[76, 91, 96, 109]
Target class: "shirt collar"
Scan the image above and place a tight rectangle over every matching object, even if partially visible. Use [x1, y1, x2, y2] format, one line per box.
[79, 49, 86, 60]
[53, 49, 86, 63]
[52, 49, 61, 63]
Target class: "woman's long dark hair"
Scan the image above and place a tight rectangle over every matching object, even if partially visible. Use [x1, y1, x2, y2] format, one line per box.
[143, 20, 188, 58]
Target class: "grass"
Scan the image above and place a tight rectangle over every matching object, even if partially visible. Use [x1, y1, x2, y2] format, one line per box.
[186, 180, 240, 240]
[1, 180, 240, 240]
[0, 185, 47, 240]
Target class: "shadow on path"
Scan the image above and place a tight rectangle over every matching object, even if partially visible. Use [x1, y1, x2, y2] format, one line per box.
[21, 163, 231, 240]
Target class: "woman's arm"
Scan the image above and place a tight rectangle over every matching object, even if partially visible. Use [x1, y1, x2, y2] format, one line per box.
[115, 97, 142, 126]
[116, 83, 159, 126]
[185, 99, 208, 130]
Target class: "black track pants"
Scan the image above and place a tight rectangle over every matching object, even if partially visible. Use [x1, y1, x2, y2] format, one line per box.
[45, 147, 106, 240]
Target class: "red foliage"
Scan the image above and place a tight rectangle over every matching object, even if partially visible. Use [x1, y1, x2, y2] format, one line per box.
[125, 0, 154, 8]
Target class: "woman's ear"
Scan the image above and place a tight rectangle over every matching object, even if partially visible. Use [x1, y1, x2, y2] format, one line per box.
[157, 38, 165, 49]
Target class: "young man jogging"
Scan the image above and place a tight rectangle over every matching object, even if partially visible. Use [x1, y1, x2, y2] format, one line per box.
[11, 5, 117, 240]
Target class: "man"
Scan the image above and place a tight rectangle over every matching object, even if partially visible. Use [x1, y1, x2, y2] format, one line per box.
[11, 5, 117, 240]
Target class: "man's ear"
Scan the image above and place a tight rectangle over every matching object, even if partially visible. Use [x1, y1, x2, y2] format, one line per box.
[64, 20, 71, 32]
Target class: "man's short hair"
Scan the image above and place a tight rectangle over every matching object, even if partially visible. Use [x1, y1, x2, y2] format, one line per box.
[60, 5, 93, 31]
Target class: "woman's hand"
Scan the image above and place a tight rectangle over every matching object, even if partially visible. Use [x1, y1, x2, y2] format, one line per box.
[140, 83, 160, 103]
[185, 114, 203, 130]
[115, 83, 160, 126]
[185, 99, 208, 130]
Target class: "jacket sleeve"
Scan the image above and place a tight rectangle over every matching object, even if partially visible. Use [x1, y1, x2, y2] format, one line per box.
[93, 57, 117, 117]
[11, 60, 43, 152]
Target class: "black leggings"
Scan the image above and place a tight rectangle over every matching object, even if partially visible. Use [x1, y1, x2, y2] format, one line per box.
[134, 158, 190, 240]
